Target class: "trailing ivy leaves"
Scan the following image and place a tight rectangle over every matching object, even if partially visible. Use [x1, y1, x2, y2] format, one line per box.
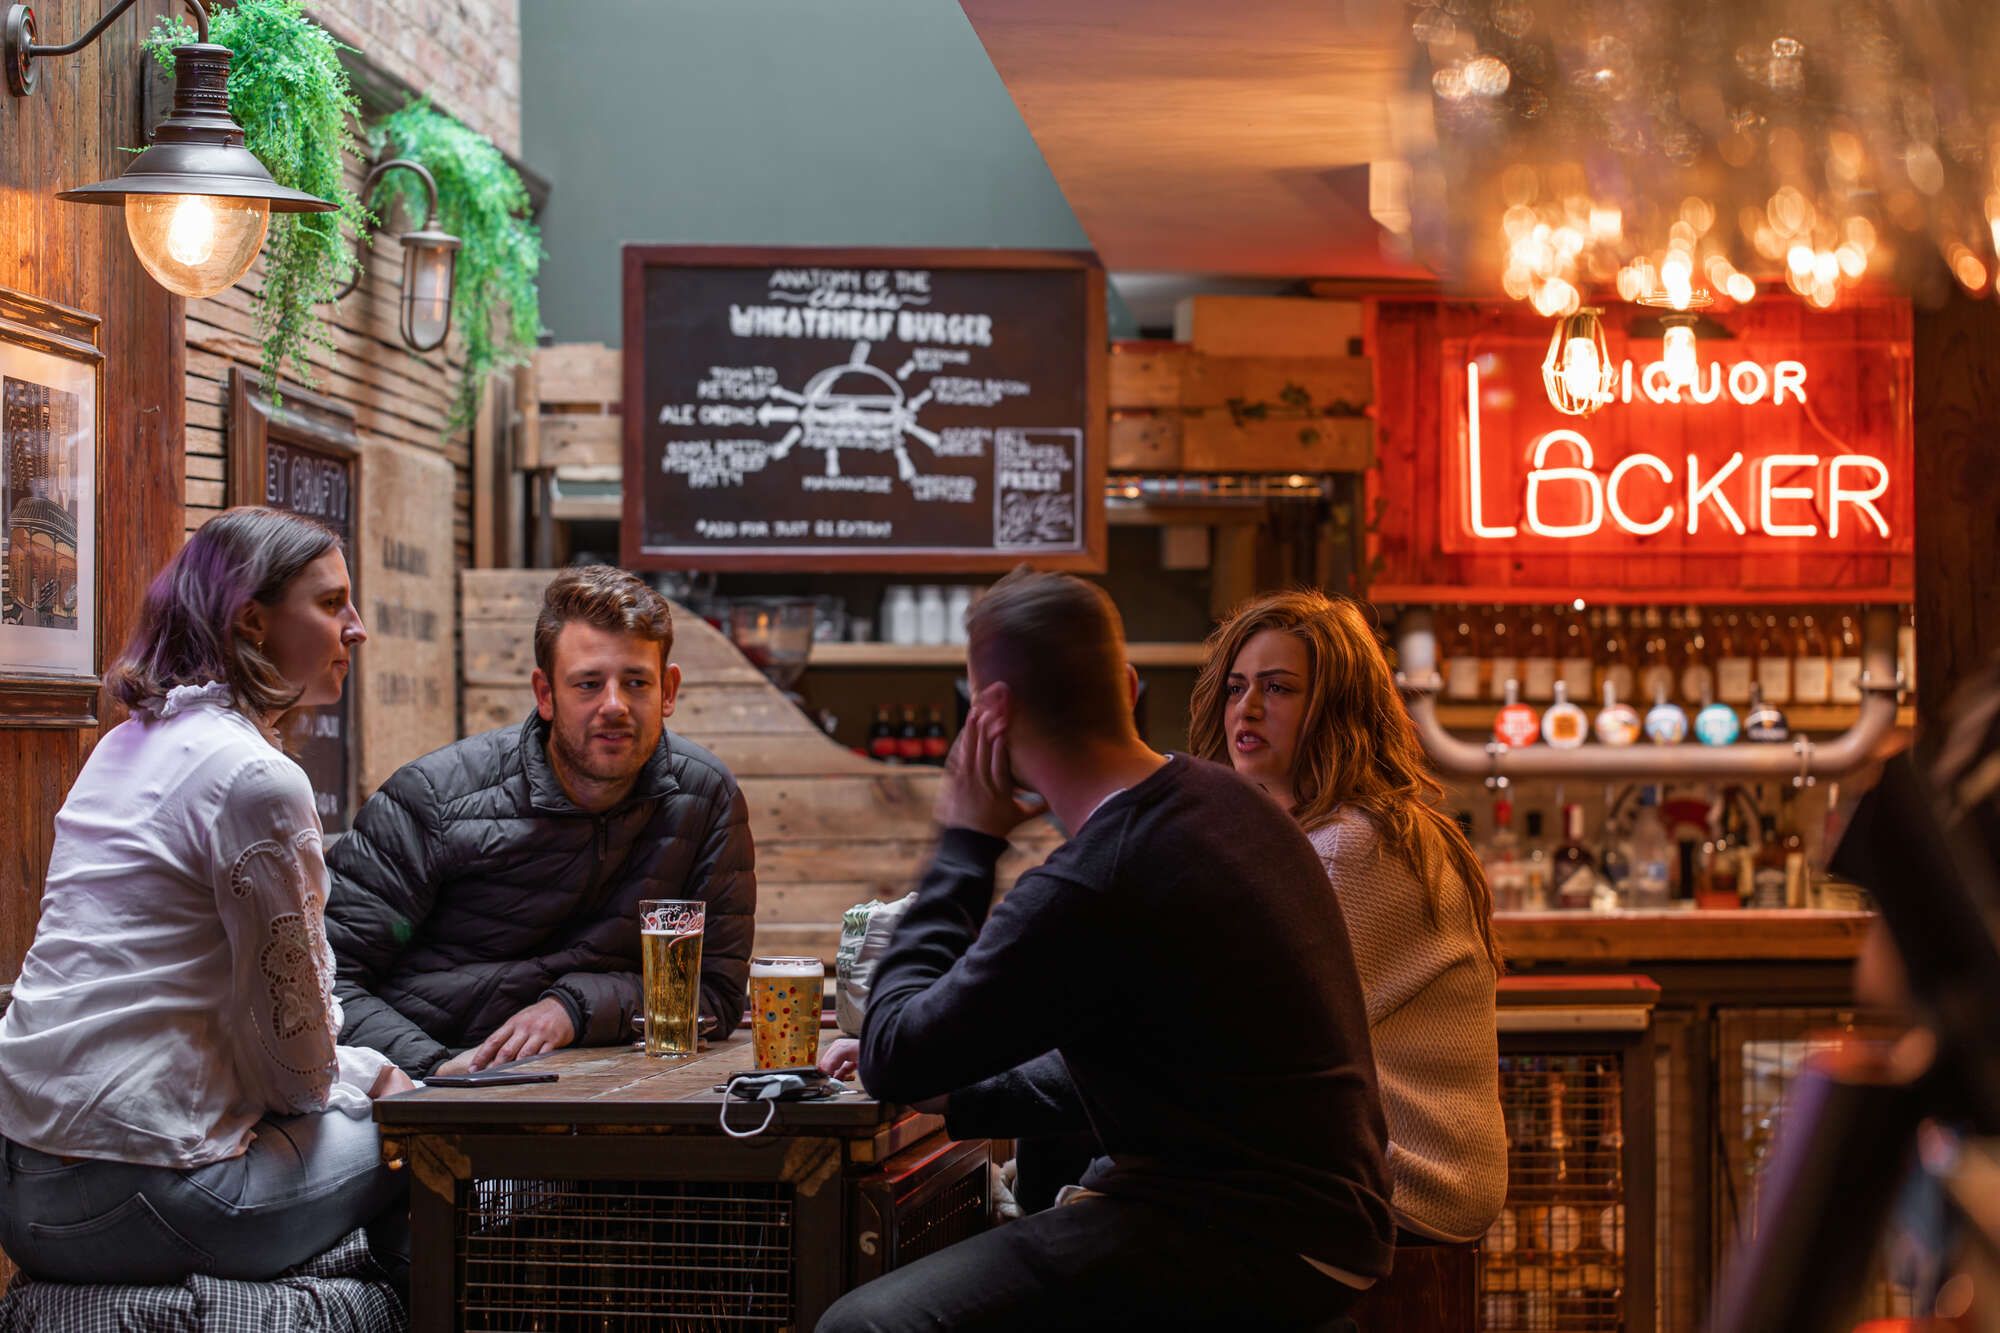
[145, 1, 369, 394]
[371, 101, 543, 431]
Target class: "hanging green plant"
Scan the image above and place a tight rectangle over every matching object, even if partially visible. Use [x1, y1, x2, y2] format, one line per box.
[145, 0, 369, 392]
[370, 100, 544, 431]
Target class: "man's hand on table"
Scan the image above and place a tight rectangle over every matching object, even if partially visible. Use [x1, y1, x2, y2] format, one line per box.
[439, 997, 578, 1075]
[818, 1037, 947, 1113]
[935, 683, 1041, 839]
[819, 1037, 860, 1080]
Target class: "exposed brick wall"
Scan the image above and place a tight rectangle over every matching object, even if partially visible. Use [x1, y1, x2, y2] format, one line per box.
[317, 0, 521, 155]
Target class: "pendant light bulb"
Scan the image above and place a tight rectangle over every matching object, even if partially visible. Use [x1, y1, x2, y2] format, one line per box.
[1560, 336, 1601, 402]
[1662, 316, 1699, 390]
[1541, 306, 1614, 416]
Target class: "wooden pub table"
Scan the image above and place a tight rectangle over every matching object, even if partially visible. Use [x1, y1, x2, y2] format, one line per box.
[375, 1034, 992, 1332]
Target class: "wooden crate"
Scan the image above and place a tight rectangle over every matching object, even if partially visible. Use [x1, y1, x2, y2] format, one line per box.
[519, 343, 622, 472]
[459, 570, 1060, 963]
[1172, 295, 1364, 358]
[1107, 332, 1374, 473]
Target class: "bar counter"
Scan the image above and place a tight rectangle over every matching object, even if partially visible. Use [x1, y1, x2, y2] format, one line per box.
[1496, 909, 1872, 965]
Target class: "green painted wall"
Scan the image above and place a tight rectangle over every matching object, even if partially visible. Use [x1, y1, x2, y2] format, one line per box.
[520, 0, 1125, 346]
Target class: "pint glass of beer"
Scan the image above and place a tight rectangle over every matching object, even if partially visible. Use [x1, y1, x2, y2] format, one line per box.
[750, 956, 824, 1069]
[640, 900, 705, 1057]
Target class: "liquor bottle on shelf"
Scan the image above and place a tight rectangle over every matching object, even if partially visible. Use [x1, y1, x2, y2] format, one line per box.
[1780, 789, 1809, 908]
[1522, 605, 1557, 703]
[1680, 605, 1715, 707]
[1828, 611, 1863, 704]
[1522, 811, 1551, 910]
[1625, 787, 1673, 909]
[1694, 691, 1740, 746]
[866, 705, 898, 763]
[1644, 682, 1689, 745]
[1639, 606, 1675, 703]
[1594, 681, 1641, 747]
[1483, 606, 1519, 703]
[1597, 786, 1629, 902]
[1600, 784, 1632, 896]
[1541, 681, 1588, 749]
[1700, 799, 1744, 909]
[1715, 609, 1754, 706]
[1443, 604, 1483, 701]
[1755, 611, 1794, 705]
[1558, 605, 1594, 699]
[1552, 803, 1596, 910]
[1752, 810, 1788, 908]
[895, 706, 924, 764]
[1793, 612, 1832, 705]
[1598, 607, 1636, 704]
[1486, 797, 1528, 913]
[921, 707, 950, 765]
[1744, 684, 1791, 743]
[1494, 679, 1541, 749]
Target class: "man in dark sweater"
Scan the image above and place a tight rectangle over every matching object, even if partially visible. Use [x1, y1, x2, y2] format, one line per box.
[818, 570, 1390, 1332]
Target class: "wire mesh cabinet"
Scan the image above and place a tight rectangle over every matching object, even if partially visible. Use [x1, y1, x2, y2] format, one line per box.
[1486, 976, 1661, 1333]
[402, 1126, 989, 1332]
[379, 1041, 991, 1332]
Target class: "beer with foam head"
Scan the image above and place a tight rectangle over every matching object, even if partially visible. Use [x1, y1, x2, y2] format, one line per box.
[750, 956, 824, 1069]
[640, 900, 705, 1058]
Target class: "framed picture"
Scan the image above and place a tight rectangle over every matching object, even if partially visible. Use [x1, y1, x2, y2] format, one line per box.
[229, 368, 363, 830]
[0, 288, 101, 727]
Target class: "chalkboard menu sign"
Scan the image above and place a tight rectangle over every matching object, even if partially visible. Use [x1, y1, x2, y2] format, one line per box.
[621, 246, 1106, 572]
[228, 371, 360, 832]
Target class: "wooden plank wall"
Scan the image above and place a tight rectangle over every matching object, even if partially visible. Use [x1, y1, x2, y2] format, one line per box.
[184, 155, 474, 566]
[463, 570, 1061, 962]
[185, 157, 478, 790]
[1, 0, 186, 978]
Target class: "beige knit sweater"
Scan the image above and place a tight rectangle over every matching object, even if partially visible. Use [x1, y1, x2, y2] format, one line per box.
[1309, 811, 1508, 1243]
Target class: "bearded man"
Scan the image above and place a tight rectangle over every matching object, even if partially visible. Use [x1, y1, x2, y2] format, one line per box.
[325, 566, 754, 1078]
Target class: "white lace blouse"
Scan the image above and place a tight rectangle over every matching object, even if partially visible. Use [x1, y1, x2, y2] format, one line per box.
[0, 683, 389, 1168]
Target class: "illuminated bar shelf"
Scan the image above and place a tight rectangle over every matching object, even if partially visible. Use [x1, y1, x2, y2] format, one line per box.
[1429, 702, 1913, 733]
[1370, 586, 1912, 607]
[809, 642, 1209, 670]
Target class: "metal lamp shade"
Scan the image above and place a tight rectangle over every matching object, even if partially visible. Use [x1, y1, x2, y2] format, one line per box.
[56, 43, 333, 297]
[398, 229, 460, 351]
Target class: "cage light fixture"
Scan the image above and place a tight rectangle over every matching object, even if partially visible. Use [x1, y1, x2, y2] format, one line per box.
[1541, 306, 1614, 416]
[329, 158, 462, 352]
[6, 0, 337, 299]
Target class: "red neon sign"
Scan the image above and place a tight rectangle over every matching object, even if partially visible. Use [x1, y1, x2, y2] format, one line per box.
[1445, 335, 1912, 556]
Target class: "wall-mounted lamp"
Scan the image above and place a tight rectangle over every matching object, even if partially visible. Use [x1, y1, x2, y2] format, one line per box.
[328, 159, 461, 352]
[5, 0, 336, 298]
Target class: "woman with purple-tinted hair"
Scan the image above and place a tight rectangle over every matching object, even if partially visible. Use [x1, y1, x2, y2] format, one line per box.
[0, 507, 411, 1286]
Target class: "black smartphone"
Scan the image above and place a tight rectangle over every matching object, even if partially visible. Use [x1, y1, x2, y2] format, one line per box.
[424, 1068, 559, 1088]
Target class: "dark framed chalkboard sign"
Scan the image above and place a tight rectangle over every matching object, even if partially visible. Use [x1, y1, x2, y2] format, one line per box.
[228, 369, 362, 832]
[621, 245, 1107, 572]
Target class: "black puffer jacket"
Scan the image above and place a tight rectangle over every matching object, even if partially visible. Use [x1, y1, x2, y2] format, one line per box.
[324, 713, 755, 1076]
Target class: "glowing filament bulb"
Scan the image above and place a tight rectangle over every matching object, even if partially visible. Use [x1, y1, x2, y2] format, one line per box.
[1662, 320, 1699, 389]
[165, 196, 218, 266]
[1561, 336, 1602, 402]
